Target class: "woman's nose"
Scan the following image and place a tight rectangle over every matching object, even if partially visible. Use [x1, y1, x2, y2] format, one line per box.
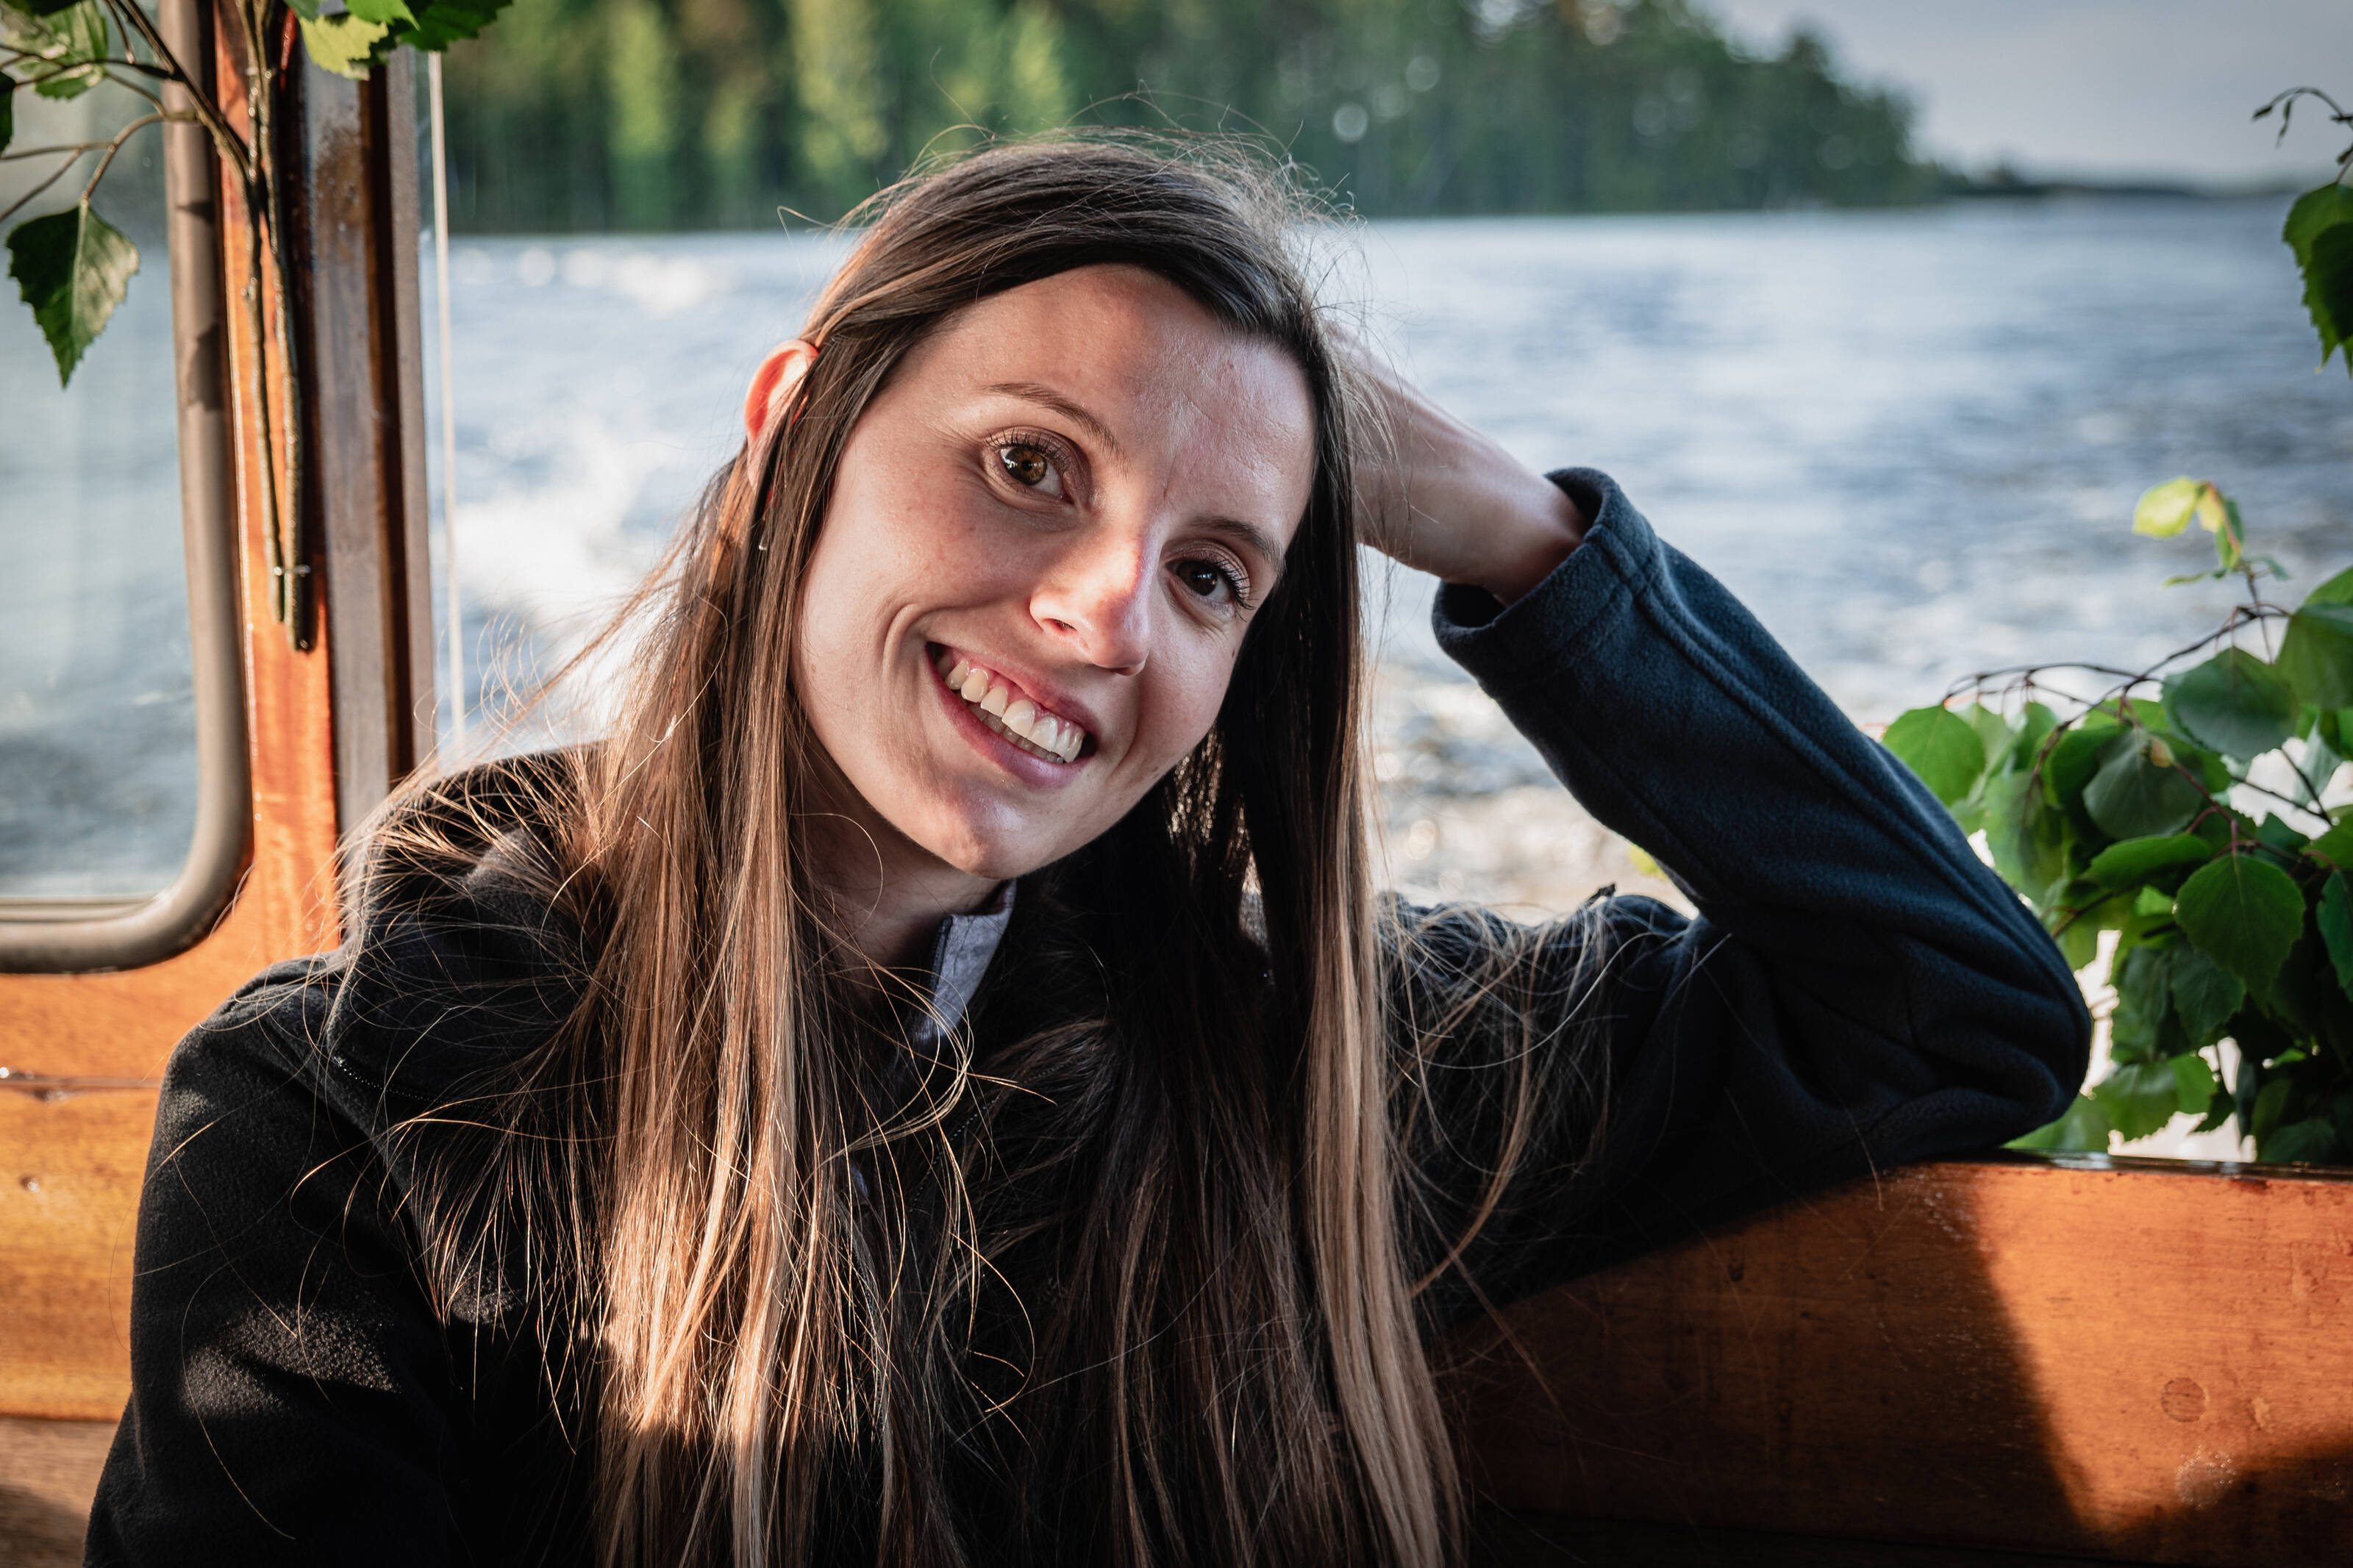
[1029, 529, 1154, 675]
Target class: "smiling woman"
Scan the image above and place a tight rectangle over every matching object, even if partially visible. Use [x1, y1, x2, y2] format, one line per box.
[85, 138, 2088, 1568]
[782, 265, 1321, 948]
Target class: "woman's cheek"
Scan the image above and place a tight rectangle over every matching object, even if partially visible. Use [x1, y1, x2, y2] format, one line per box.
[1132, 647, 1239, 780]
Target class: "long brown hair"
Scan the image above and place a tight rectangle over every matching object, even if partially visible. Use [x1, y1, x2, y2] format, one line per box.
[393, 138, 1469, 1568]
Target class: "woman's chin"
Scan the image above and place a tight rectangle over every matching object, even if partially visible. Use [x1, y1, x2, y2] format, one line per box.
[916, 809, 1076, 884]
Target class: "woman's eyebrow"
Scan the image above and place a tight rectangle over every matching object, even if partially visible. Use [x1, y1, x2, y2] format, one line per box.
[1203, 516, 1285, 579]
[985, 380, 1121, 454]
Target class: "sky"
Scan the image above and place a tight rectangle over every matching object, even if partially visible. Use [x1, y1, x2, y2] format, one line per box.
[1702, 0, 2353, 185]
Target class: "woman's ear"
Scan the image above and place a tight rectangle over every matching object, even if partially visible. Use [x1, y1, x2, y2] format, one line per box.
[743, 340, 819, 444]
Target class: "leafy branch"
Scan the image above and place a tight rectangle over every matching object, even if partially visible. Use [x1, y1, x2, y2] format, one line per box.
[1886, 489, 2353, 1165]
[1, 0, 510, 646]
[2255, 86, 2353, 375]
[1873, 87, 2353, 1166]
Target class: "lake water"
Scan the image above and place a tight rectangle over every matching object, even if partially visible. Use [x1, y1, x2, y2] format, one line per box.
[6, 197, 2349, 914]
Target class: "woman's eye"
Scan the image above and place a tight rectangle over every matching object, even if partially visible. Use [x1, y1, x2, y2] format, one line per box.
[996, 441, 1062, 495]
[1174, 557, 1246, 606]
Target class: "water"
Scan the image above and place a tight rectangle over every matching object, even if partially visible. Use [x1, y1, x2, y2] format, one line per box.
[7, 198, 2350, 907]
[0, 83, 187, 900]
[407, 200, 2351, 903]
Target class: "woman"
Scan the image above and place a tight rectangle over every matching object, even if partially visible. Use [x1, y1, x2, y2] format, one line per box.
[88, 140, 2088, 1568]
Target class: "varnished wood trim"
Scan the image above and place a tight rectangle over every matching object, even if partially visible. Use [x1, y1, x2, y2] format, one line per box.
[292, 49, 436, 833]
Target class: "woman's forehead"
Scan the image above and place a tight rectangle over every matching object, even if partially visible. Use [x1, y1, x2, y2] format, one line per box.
[908, 266, 1319, 526]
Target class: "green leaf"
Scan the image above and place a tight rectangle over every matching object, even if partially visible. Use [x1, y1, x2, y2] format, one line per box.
[2318, 872, 2353, 1000]
[2095, 1060, 2188, 1142]
[343, 0, 417, 21]
[2264, 1117, 2340, 1164]
[2192, 1085, 2235, 1135]
[2174, 853, 2307, 996]
[2057, 915, 2104, 972]
[0, 0, 99, 17]
[2009, 1095, 2111, 1153]
[2045, 725, 2122, 814]
[2163, 648, 2297, 759]
[2084, 734, 2204, 840]
[1981, 768, 2067, 903]
[297, 12, 394, 78]
[2169, 943, 2246, 1048]
[2168, 1051, 2220, 1116]
[2087, 832, 2214, 889]
[2211, 495, 2247, 570]
[2006, 702, 2060, 770]
[2310, 818, 2353, 873]
[2284, 181, 2353, 373]
[1, 71, 14, 158]
[2132, 477, 2205, 538]
[401, 0, 517, 51]
[1963, 704, 2012, 770]
[1885, 706, 1986, 806]
[2279, 567, 2353, 711]
[22, 1, 107, 99]
[6, 200, 138, 387]
[2108, 942, 2171, 1058]
[2252, 1076, 2295, 1142]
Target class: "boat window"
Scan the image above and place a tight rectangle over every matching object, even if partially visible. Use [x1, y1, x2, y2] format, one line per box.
[0, 18, 249, 970]
[1, 81, 189, 901]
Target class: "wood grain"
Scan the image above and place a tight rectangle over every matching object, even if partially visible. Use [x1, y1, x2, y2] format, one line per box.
[0, 1417, 115, 1568]
[1446, 1154, 2353, 1567]
[0, 1095, 155, 1420]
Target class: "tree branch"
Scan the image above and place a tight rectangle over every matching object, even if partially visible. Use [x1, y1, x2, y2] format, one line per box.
[0, 153, 82, 226]
[78, 111, 167, 200]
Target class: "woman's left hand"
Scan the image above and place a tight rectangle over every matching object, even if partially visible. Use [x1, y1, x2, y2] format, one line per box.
[1341, 337, 1587, 606]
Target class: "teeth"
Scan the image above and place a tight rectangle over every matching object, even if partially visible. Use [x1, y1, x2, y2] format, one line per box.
[934, 649, 1087, 763]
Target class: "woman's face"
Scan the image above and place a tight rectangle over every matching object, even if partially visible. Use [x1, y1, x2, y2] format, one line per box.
[793, 263, 1319, 885]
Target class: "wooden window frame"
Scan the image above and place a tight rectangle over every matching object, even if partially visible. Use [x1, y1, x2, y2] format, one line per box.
[0, 0, 435, 976]
[0, 0, 249, 973]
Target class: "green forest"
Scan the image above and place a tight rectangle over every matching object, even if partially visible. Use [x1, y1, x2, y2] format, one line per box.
[438, 0, 1935, 230]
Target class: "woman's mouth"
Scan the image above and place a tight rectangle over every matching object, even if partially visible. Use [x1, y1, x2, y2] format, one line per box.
[932, 648, 1089, 764]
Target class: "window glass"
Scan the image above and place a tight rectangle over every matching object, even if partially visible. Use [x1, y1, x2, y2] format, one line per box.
[0, 80, 192, 898]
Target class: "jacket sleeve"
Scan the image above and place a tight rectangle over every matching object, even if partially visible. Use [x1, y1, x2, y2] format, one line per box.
[1395, 469, 2092, 1330]
[84, 960, 470, 1567]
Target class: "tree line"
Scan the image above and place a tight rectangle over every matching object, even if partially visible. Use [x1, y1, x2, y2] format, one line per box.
[438, 0, 1935, 231]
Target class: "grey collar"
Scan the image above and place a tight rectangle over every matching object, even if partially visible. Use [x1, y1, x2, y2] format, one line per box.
[912, 880, 1015, 1045]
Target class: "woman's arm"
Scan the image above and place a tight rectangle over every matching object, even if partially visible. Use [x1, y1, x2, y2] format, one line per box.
[1347, 344, 1587, 604]
[1354, 368, 2091, 1329]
